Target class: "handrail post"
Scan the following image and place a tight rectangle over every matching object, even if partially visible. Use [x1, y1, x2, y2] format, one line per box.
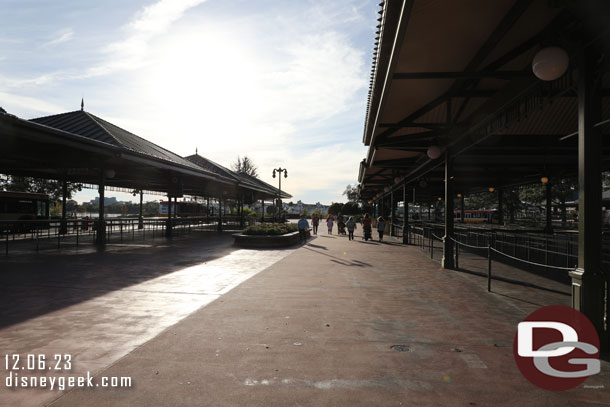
[487, 245, 492, 292]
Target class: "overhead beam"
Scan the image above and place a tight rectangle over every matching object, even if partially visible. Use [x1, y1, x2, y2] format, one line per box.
[393, 71, 532, 80]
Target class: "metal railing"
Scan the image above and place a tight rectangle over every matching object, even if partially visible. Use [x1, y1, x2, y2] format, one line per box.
[395, 222, 610, 293]
[1, 215, 254, 255]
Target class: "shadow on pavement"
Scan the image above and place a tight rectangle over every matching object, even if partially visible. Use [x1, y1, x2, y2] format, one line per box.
[0, 232, 238, 329]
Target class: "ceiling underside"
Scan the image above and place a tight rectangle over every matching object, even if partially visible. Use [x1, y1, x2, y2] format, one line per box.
[359, 0, 610, 201]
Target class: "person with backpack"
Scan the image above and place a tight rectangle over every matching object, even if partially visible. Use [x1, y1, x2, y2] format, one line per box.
[346, 217, 357, 240]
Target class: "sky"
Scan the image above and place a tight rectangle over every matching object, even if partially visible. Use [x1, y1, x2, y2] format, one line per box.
[0, 0, 378, 205]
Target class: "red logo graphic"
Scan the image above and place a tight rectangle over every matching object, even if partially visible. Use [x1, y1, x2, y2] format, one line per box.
[513, 305, 600, 391]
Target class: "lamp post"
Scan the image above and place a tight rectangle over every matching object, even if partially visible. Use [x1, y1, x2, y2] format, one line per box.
[272, 167, 288, 221]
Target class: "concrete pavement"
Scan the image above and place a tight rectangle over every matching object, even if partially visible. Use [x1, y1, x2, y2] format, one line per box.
[37, 228, 610, 406]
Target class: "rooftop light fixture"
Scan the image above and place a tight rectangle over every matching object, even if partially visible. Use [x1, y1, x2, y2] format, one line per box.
[541, 176, 549, 184]
[427, 145, 441, 160]
[488, 187, 495, 193]
[532, 46, 569, 81]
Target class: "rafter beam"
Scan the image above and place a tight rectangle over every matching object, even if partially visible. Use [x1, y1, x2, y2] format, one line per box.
[393, 71, 532, 80]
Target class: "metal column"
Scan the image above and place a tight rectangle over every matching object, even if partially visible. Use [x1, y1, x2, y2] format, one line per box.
[138, 190, 144, 229]
[569, 47, 606, 347]
[390, 189, 396, 236]
[96, 172, 106, 245]
[442, 153, 454, 269]
[60, 179, 68, 234]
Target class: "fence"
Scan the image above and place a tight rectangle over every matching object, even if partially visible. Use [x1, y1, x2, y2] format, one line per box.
[389, 221, 610, 291]
[1, 215, 252, 255]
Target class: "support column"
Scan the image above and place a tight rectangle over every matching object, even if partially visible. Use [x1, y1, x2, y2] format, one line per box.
[218, 195, 223, 232]
[570, 47, 606, 347]
[403, 182, 409, 244]
[460, 193, 465, 223]
[545, 182, 553, 233]
[96, 172, 106, 245]
[165, 194, 173, 237]
[240, 196, 245, 228]
[442, 153, 455, 269]
[390, 189, 396, 236]
[206, 197, 210, 222]
[138, 191, 144, 229]
[261, 199, 265, 222]
[498, 188, 504, 225]
[60, 179, 68, 234]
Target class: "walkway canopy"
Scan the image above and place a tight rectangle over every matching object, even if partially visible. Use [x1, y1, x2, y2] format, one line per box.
[359, 0, 610, 201]
[0, 109, 288, 201]
[357, 0, 610, 349]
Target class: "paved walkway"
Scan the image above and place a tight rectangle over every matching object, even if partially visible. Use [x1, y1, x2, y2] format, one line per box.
[2, 228, 608, 406]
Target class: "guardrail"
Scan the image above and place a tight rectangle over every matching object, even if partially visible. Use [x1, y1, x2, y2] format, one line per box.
[386, 221, 609, 292]
[1, 215, 256, 255]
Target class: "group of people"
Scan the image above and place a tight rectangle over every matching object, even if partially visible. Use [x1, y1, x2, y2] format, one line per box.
[297, 213, 390, 242]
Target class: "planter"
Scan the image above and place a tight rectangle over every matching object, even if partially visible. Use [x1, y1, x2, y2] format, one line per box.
[233, 231, 302, 248]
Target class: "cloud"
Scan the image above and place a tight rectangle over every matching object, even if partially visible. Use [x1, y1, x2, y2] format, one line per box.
[84, 0, 208, 77]
[0, 91, 65, 115]
[42, 29, 74, 47]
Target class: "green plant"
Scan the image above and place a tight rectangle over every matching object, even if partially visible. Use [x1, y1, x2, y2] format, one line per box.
[242, 223, 297, 236]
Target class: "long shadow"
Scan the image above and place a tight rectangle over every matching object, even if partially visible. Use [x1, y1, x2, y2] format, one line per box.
[301, 246, 372, 267]
[305, 243, 327, 250]
[0, 231, 239, 329]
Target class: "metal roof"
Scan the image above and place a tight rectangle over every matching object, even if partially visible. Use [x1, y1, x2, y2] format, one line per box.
[31, 110, 211, 176]
[184, 154, 291, 199]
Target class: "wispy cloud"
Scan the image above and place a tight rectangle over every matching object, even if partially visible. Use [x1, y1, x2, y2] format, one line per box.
[85, 0, 208, 77]
[42, 29, 74, 47]
[0, 91, 65, 115]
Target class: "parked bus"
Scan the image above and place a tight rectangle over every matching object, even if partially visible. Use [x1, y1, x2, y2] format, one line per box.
[0, 191, 50, 221]
[454, 209, 500, 224]
[159, 201, 208, 217]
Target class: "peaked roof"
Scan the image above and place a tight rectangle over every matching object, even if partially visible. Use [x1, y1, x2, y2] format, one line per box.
[184, 154, 239, 182]
[184, 154, 291, 198]
[30, 110, 210, 175]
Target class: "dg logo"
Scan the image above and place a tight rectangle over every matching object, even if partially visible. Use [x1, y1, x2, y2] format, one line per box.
[513, 305, 601, 391]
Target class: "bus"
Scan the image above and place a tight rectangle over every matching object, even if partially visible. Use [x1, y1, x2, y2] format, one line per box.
[0, 191, 50, 221]
[159, 201, 208, 217]
[454, 209, 500, 224]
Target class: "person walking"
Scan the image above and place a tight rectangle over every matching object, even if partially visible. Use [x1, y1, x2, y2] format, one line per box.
[377, 216, 386, 241]
[326, 215, 334, 235]
[297, 214, 309, 242]
[346, 216, 357, 240]
[362, 213, 372, 241]
[312, 214, 319, 235]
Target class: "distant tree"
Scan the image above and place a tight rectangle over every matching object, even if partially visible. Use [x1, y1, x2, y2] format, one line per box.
[266, 205, 276, 215]
[328, 202, 344, 215]
[1, 175, 78, 202]
[232, 156, 259, 177]
[342, 184, 359, 202]
[342, 201, 360, 215]
[464, 191, 498, 210]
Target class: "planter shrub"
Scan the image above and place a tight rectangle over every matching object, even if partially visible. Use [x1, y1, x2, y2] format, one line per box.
[242, 223, 297, 236]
